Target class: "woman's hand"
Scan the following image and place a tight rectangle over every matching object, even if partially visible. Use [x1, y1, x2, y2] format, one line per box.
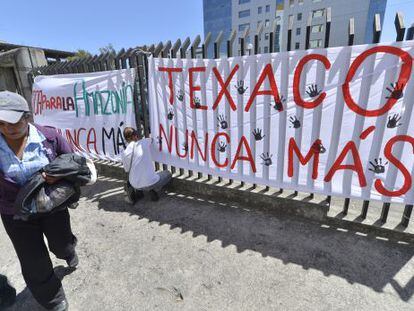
[41, 172, 61, 184]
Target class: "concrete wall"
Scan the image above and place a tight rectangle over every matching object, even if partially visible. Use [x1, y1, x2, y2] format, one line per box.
[0, 47, 47, 104]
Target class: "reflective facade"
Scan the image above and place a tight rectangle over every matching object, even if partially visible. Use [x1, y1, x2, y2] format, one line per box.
[203, 0, 232, 57]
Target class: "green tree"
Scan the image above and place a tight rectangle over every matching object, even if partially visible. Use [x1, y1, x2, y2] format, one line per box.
[99, 44, 116, 55]
[67, 49, 92, 61]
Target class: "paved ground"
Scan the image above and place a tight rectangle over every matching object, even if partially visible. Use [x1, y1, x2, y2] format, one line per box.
[1, 175, 414, 311]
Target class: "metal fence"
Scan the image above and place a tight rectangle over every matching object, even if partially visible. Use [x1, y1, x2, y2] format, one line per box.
[30, 11, 414, 229]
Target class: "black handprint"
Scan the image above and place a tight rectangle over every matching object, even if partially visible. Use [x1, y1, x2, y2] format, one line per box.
[193, 97, 202, 108]
[167, 108, 174, 121]
[156, 136, 162, 145]
[289, 116, 301, 129]
[235, 80, 248, 95]
[182, 142, 188, 152]
[217, 114, 228, 130]
[270, 95, 286, 111]
[260, 152, 273, 166]
[312, 141, 326, 154]
[176, 89, 184, 102]
[387, 113, 402, 128]
[218, 142, 227, 153]
[369, 158, 388, 174]
[252, 128, 265, 141]
[386, 82, 405, 100]
[306, 84, 322, 98]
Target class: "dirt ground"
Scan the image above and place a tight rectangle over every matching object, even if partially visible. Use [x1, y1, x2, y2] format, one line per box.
[1, 176, 414, 311]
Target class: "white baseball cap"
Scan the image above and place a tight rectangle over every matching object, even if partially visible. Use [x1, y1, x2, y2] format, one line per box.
[0, 91, 30, 124]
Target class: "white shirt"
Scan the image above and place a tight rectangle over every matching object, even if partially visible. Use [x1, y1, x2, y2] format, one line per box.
[121, 138, 160, 189]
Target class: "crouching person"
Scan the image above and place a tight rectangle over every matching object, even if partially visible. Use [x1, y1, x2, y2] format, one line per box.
[121, 127, 172, 204]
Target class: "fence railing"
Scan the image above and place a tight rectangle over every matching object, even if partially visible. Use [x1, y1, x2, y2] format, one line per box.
[29, 11, 414, 229]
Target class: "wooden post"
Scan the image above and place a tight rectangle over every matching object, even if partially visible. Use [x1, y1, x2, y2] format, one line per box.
[394, 12, 406, 41]
[136, 52, 150, 139]
[348, 18, 355, 46]
[361, 13, 382, 220]
[305, 14, 312, 50]
[189, 35, 201, 178]
[214, 31, 223, 59]
[154, 42, 164, 57]
[254, 22, 263, 55]
[128, 49, 143, 141]
[341, 18, 355, 214]
[151, 44, 162, 171]
[161, 41, 172, 58]
[380, 12, 406, 224]
[202, 33, 212, 181]
[287, 16, 293, 51]
[269, 21, 277, 53]
[251, 22, 264, 190]
[202, 32, 211, 59]
[324, 7, 332, 48]
[190, 35, 201, 59]
[114, 49, 125, 70]
[178, 37, 190, 178]
[171, 39, 181, 58]
[214, 31, 224, 183]
[224, 30, 236, 185]
[301, 14, 312, 198]
[373, 14, 382, 44]
[159, 42, 171, 171]
[240, 27, 249, 56]
[402, 205, 413, 227]
[227, 30, 237, 57]
[407, 23, 414, 40]
[180, 37, 191, 58]
[169, 39, 181, 176]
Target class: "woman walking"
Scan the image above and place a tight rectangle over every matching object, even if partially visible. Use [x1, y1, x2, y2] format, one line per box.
[0, 91, 77, 310]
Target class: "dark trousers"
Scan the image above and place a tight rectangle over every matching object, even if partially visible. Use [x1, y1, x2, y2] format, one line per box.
[1, 209, 76, 309]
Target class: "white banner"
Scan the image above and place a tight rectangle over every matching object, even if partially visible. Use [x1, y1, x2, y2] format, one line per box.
[148, 41, 414, 204]
[32, 69, 136, 161]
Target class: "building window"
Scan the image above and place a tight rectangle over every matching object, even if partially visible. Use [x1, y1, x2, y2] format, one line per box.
[288, 15, 294, 24]
[298, 0, 304, 4]
[265, 19, 270, 27]
[311, 24, 324, 33]
[310, 39, 323, 48]
[264, 46, 269, 53]
[295, 42, 300, 49]
[297, 13, 302, 21]
[312, 9, 325, 18]
[239, 0, 250, 4]
[266, 5, 270, 12]
[265, 33, 269, 40]
[239, 23, 250, 32]
[289, 0, 294, 7]
[239, 9, 250, 18]
[296, 28, 301, 35]
[258, 6, 262, 14]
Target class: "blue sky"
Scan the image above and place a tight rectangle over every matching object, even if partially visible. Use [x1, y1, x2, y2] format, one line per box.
[0, 0, 413, 54]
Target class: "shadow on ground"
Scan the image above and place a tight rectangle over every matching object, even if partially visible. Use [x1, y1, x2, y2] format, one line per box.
[81, 177, 414, 302]
[5, 266, 75, 311]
